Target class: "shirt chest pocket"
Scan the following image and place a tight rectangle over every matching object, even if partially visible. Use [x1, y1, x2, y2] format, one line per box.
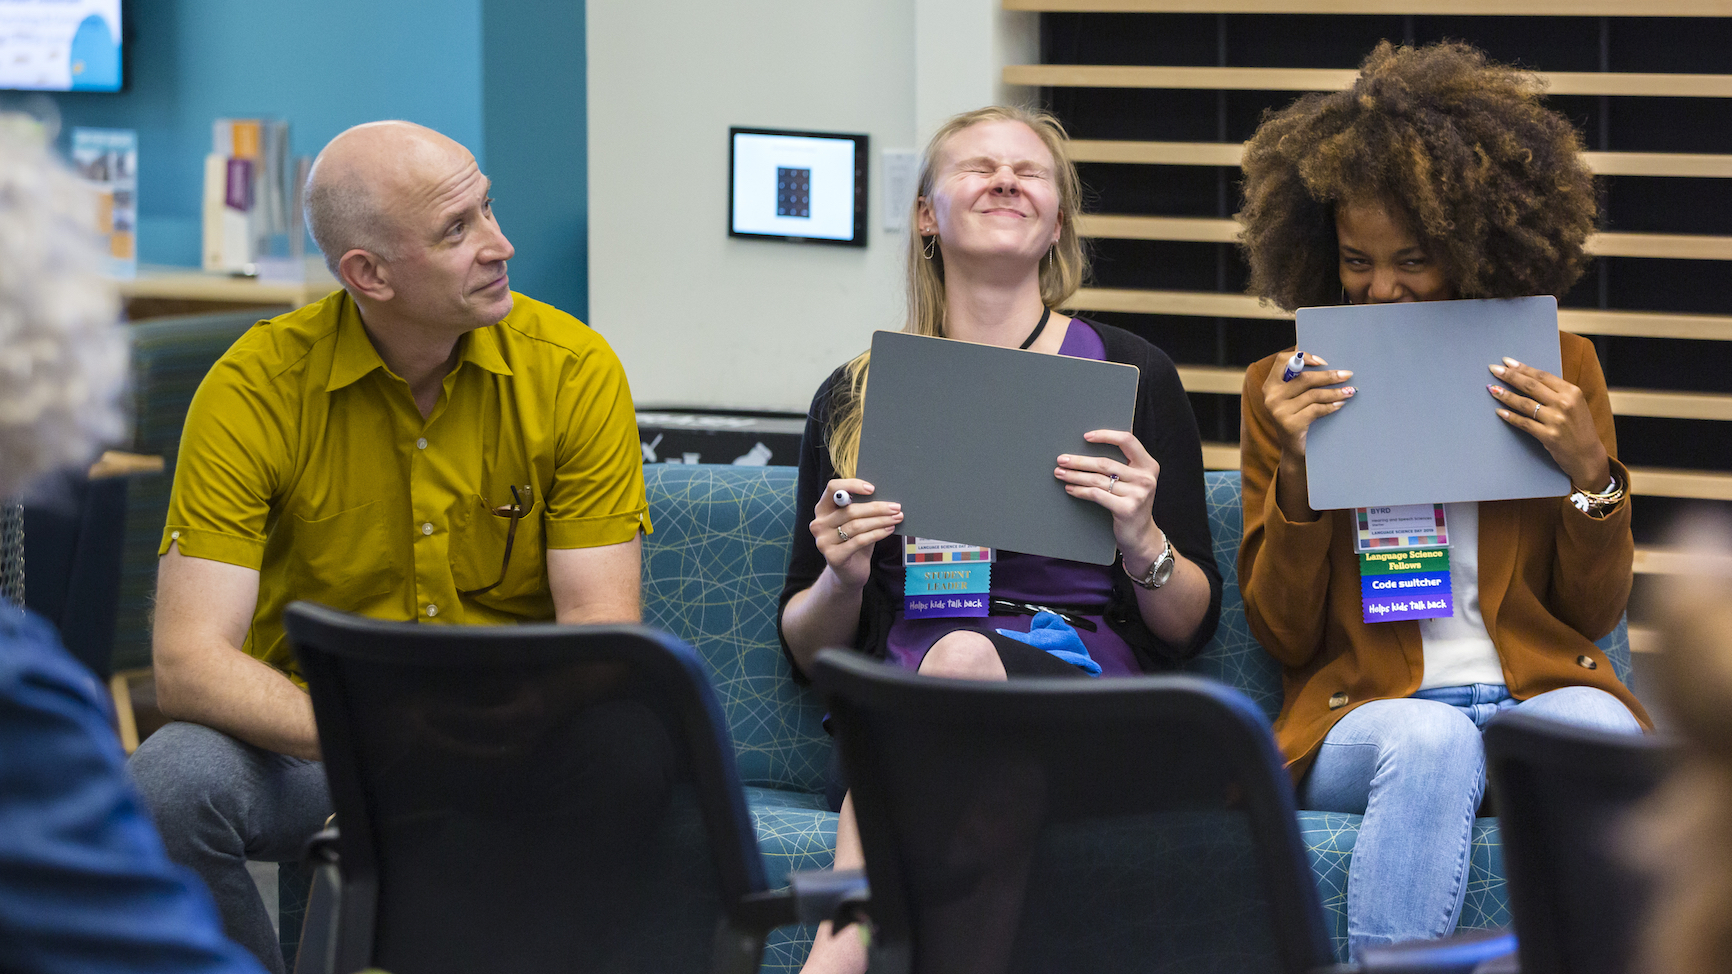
[451, 494, 547, 604]
[283, 502, 399, 606]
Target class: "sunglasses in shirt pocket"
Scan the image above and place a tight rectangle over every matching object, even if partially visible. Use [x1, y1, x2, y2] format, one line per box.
[451, 489, 547, 605]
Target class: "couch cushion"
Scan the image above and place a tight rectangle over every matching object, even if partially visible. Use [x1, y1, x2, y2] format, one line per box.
[1299, 811, 1506, 962]
[641, 464, 831, 795]
[1183, 470, 1285, 722]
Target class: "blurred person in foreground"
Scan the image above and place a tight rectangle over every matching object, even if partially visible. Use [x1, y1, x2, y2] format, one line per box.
[1629, 521, 1732, 974]
[0, 122, 264, 972]
[128, 120, 649, 971]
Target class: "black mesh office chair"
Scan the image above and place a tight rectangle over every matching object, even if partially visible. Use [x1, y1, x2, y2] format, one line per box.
[284, 602, 858, 974]
[23, 469, 128, 680]
[810, 649, 1511, 974]
[1483, 712, 1678, 974]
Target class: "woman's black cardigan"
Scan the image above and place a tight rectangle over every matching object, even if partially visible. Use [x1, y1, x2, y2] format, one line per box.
[775, 319, 1222, 680]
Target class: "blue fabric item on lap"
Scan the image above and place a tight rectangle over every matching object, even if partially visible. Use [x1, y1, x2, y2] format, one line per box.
[996, 610, 1101, 676]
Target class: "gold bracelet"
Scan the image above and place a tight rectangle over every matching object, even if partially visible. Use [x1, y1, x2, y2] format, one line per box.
[1569, 474, 1626, 517]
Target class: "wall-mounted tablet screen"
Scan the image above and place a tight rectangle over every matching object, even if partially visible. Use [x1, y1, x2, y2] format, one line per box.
[729, 127, 867, 247]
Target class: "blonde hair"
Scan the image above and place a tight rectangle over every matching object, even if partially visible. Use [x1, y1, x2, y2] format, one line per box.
[826, 105, 1089, 478]
[0, 123, 124, 498]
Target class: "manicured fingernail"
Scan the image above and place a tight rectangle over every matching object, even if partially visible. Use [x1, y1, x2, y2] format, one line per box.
[1488, 384, 1503, 395]
[1057, 455, 1070, 464]
[1314, 356, 1329, 366]
[1337, 370, 1352, 380]
[1503, 357, 1520, 367]
[889, 503, 901, 511]
[1343, 387, 1356, 396]
[1490, 364, 1505, 376]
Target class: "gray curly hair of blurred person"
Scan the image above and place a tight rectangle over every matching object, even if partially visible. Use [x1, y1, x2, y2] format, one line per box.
[0, 122, 126, 499]
[1627, 523, 1732, 974]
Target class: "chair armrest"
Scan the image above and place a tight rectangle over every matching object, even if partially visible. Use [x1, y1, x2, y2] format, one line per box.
[1327, 928, 1516, 974]
[736, 868, 870, 934]
[301, 826, 340, 868]
[788, 868, 870, 929]
[294, 827, 342, 974]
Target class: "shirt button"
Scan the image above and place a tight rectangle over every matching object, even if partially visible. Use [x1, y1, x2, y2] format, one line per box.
[1328, 692, 1349, 710]
[1576, 654, 1598, 670]
[422, 522, 434, 536]
[426, 604, 438, 617]
[416, 437, 428, 450]
[170, 530, 180, 540]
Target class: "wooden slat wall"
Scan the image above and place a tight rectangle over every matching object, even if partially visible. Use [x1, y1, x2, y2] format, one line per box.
[1020, 4, 1732, 650]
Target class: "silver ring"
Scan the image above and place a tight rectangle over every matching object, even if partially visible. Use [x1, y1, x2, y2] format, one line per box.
[1108, 474, 1119, 494]
[837, 526, 850, 543]
[1533, 402, 1542, 421]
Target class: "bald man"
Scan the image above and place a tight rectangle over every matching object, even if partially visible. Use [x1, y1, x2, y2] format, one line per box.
[127, 122, 649, 971]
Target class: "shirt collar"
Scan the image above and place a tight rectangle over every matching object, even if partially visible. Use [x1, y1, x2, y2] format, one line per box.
[327, 296, 515, 392]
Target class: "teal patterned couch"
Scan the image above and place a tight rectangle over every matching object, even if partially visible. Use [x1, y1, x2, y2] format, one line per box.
[640, 463, 1634, 968]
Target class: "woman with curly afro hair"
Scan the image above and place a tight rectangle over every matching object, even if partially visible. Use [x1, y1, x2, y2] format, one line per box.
[1235, 41, 1650, 958]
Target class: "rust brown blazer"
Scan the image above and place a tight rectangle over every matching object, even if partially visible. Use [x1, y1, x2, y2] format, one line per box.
[1239, 332, 1652, 782]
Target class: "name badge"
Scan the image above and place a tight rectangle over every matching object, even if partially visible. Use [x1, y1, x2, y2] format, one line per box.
[904, 537, 992, 618]
[1355, 505, 1453, 623]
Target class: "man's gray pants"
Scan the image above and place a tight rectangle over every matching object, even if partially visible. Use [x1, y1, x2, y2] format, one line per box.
[128, 721, 333, 974]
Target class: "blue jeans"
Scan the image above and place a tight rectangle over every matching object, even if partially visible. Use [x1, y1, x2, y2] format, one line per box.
[1298, 684, 1640, 960]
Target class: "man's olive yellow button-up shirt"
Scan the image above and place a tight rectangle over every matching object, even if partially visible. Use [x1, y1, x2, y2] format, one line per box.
[161, 290, 650, 683]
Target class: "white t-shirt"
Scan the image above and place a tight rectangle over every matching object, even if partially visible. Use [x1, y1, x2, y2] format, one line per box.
[1417, 502, 1507, 690]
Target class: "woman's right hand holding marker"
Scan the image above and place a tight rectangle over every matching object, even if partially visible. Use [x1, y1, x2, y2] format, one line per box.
[1261, 351, 1354, 521]
[812, 478, 902, 590]
[1261, 350, 1356, 459]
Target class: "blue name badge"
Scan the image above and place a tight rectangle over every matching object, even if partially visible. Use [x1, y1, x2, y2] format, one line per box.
[1360, 571, 1451, 599]
[904, 549, 991, 619]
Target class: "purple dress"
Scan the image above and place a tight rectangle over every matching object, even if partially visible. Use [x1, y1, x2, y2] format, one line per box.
[878, 320, 1140, 676]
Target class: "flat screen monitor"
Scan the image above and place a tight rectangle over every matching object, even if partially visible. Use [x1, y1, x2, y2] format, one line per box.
[0, 1, 123, 92]
[729, 127, 867, 247]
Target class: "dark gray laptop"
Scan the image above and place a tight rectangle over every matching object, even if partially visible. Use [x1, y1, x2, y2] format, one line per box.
[1296, 296, 1570, 511]
[856, 330, 1140, 565]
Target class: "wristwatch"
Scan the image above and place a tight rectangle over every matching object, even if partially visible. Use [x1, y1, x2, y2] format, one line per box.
[1125, 536, 1176, 590]
[1569, 474, 1626, 519]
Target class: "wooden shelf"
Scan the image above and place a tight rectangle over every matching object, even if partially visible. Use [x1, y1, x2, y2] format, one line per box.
[1628, 466, 1732, 501]
[1075, 213, 1732, 260]
[1201, 442, 1242, 470]
[1633, 544, 1732, 576]
[1006, 0, 1732, 14]
[1629, 625, 1660, 654]
[1608, 389, 1732, 422]
[1067, 139, 1732, 179]
[1175, 365, 1248, 395]
[1078, 213, 1243, 242]
[1007, 64, 1732, 98]
[118, 264, 340, 309]
[1070, 287, 1732, 341]
[1197, 441, 1732, 501]
[1178, 363, 1732, 422]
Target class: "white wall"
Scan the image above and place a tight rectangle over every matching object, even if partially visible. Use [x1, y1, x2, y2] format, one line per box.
[588, 0, 1035, 413]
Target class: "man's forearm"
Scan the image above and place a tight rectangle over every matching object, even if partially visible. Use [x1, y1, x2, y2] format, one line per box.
[154, 646, 320, 761]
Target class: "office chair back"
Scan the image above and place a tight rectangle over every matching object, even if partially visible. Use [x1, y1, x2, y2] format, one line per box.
[23, 470, 128, 679]
[1484, 712, 1678, 974]
[284, 602, 775, 974]
[811, 650, 1332, 974]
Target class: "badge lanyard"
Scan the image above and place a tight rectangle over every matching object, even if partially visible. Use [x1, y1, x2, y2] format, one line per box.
[1355, 504, 1454, 624]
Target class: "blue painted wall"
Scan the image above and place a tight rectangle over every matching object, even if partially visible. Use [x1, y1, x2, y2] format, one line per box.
[43, 0, 590, 319]
[483, 1, 588, 319]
